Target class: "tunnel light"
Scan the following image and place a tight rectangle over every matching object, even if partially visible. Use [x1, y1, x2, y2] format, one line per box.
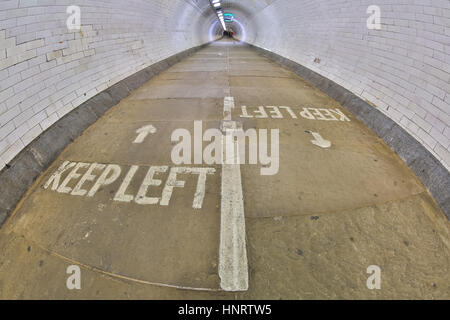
[210, 0, 226, 31]
[219, 17, 226, 30]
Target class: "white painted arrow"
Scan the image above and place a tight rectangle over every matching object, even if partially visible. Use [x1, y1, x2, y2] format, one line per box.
[308, 131, 332, 148]
[133, 125, 156, 144]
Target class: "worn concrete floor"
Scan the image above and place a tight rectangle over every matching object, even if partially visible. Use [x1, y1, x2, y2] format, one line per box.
[0, 39, 449, 299]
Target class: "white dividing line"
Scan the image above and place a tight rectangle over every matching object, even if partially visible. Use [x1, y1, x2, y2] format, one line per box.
[223, 96, 234, 121]
[219, 96, 249, 292]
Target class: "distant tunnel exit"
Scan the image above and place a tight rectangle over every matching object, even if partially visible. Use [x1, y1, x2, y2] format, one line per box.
[223, 30, 234, 38]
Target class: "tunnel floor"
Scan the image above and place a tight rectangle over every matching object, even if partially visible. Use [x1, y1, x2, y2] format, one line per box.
[0, 39, 449, 299]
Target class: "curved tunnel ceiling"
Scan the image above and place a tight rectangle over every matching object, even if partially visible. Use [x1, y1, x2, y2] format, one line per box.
[201, 0, 275, 41]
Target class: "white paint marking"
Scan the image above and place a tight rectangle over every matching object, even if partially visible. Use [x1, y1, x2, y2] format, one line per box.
[219, 96, 249, 292]
[114, 165, 139, 202]
[57, 162, 89, 194]
[88, 164, 121, 197]
[72, 163, 106, 196]
[223, 96, 234, 121]
[254, 106, 268, 118]
[239, 106, 253, 118]
[43, 161, 76, 190]
[43, 162, 215, 209]
[160, 167, 186, 206]
[135, 166, 168, 205]
[308, 131, 332, 149]
[330, 108, 351, 121]
[280, 106, 297, 119]
[191, 167, 216, 209]
[160, 167, 215, 209]
[133, 125, 156, 144]
[267, 106, 283, 119]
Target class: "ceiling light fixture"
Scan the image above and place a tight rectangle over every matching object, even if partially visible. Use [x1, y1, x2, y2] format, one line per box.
[210, 0, 226, 31]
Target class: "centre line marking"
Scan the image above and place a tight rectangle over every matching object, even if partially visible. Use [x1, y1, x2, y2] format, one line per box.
[219, 96, 249, 292]
[223, 96, 234, 121]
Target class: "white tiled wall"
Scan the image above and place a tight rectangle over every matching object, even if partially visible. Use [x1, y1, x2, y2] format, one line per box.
[2, 0, 449, 172]
[0, 0, 212, 170]
[244, 0, 450, 171]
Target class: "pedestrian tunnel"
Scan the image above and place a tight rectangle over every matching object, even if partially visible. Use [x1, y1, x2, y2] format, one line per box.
[0, 1, 449, 299]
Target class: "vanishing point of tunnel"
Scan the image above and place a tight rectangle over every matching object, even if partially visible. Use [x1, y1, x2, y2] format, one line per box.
[0, 1, 449, 300]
